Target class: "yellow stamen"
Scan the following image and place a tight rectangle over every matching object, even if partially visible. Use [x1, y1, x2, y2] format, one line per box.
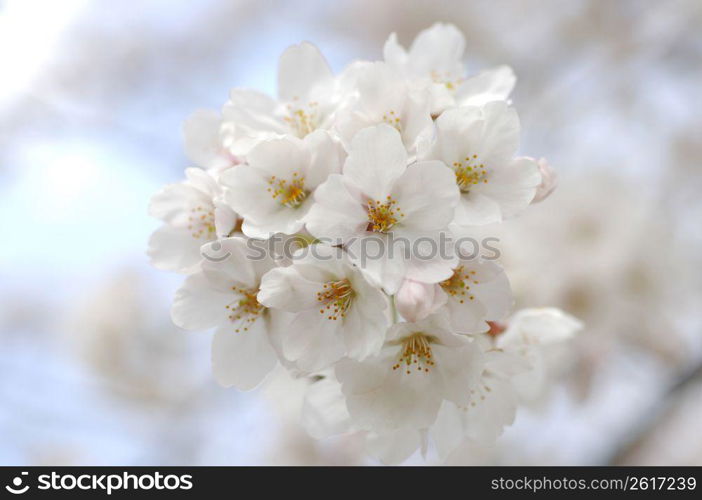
[366, 196, 404, 233]
[316, 279, 354, 320]
[267, 172, 309, 208]
[225, 286, 264, 333]
[381, 109, 402, 132]
[453, 154, 488, 193]
[187, 205, 216, 239]
[440, 266, 478, 304]
[283, 100, 319, 137]
[392, 333, 435, 374]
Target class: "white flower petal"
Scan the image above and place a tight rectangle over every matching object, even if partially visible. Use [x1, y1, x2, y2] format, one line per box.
[406, 23, 465, 76]
[183, 109, 230, 169]
[221, 164, 282, 219]
[302, 376, 352, 439]
[443, 290, 489, 333]
[278, 42, 333, 102]
[282, 311, 346, 371]
[366, 429, 421, 465]
[171, 271, 231, 330]
[431, 401, 465, 460]
[336, 353, 442, 432]
[343, 124, 407, 201]
[147, 225, 203, 274]
[456, 65, 516, 107]
[148, 182, 209, 225]
[246, 136, 309, 179]
[347, 234, 407, 294]
[400, 90, 434, 151]
[476, 101, 521, 166]
[461, 374, 518, 444]
[455, 191, 503, 226]
[340, 293, 387, 360]
[258, 266, 325, 312]
[304, 174, 367, 240]
[200, 237, 260, 290]
[303, 130, 345, 188]
[213, 200, 239, 238]
[433, 342, 483, 406]
[382, 32, 408, 70]
[211, 319, 277, 390]
[498, 308, 583, 348]
[469, 263, 513, 321]
[392, 160, 458, 231]
[479, 156, 541, 218]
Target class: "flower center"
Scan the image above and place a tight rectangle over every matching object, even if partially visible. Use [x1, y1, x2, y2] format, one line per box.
[225, 286, 264, 333]
[317, 279, 354, 320]
[464, 381, 493, 409]
[366, 196, 404, 233]
[267, 172, 309, 208]
[440, 265, 479, 304]
[381, 110, 402, 132]
[283, 100, 319, 138]
[393, 333, 435, 374]
[188, 204, 216, 239]
[430, 70, 464, 91]
[453, 154, 488, 193]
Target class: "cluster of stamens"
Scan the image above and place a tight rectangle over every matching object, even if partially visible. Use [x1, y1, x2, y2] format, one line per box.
[267, 172, 309, 208]
[317, 279, 354, 320]
[463, 383, 493, 409]
[393, 333, 435, 374]
[453, 154, 488, 193]
[381, 110, 402, 132]
[430, 70, 464, 91]
[440, 265, 478, 304]
[283, 99, 319, 137]
[366, 196, 404, 233]
[225, 286, 264, 333]
[187, 205, 216, 239]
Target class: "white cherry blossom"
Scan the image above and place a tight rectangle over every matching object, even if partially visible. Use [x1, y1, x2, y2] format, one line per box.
[335, 62, 434, 153]
[353, 334, 527, 464]
[148, 167, 239, 273]
[305, 124, 459, 294]
[437, 257, 513, 333]
[396, 257, 512, 332]
[336, 313, 483, 433]
[221, 42, 342, 155]
[170, 237, 280, 390]
[495, 308, 583, 402]
[183, 109, 239, 171]
[258, 244, 389, 371]
[383, 23, 516, 115]
[423, 101, 542, 226]
[220, 130, 344, 238]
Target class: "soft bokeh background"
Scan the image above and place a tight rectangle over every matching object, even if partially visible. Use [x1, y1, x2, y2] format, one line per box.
[1, 0, 701, 465]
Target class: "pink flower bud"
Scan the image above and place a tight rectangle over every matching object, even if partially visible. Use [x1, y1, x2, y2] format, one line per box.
[532, 157, 558, 203]
[396, 279, 447, 322]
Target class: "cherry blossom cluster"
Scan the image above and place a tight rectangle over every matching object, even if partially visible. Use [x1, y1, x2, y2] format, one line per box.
[148, 23, 581, 463]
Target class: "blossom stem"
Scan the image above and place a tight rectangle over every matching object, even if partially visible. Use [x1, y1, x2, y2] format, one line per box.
[389, 294, 398, 323]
